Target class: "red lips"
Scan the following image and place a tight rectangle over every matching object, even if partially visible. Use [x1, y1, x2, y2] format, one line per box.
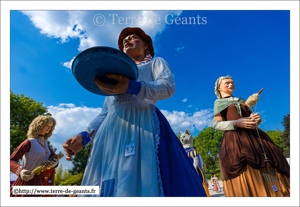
[124, 43, 132, 48]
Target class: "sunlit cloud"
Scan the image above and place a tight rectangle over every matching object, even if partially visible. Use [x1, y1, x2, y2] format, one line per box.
[62, 56, 75, 69]
[21, 10, 183, 69]
[161, 109, 214, 134]
[44, 103, 213, 170]
[45, 103, 102, 170]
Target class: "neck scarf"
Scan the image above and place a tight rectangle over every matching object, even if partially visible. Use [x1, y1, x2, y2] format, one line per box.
[136, 54, 153, 65]
[214, 97, 245, 119]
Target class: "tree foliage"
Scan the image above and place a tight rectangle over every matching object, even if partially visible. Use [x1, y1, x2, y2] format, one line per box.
[264, 130, 284, 152]
[195, 127, 223, 160]
[281, 114, 290, 157]
[54, 164, 85, 186]
[54, 144, 92, 186]
[193, 127, 224, 175]
[59, 173, 84, 186]
[69, 144, 92, 175]
[54, 164, 64, 186]
[10, 91, 51, 154]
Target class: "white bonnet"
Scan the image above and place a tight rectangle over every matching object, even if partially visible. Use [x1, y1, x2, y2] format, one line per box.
[214, 76, 233, 99]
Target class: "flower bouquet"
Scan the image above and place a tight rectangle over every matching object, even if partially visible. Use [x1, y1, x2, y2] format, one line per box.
[31, 152, 64, 175]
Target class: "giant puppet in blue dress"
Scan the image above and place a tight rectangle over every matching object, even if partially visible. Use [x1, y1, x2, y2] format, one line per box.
[62, 27, 207, 197]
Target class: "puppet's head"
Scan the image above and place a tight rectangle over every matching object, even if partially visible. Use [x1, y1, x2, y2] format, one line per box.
[215, 76, 233, 99]
[118, 27, 154, 58]
[27, 116, 56, 140]
[179, 129, 193, 149]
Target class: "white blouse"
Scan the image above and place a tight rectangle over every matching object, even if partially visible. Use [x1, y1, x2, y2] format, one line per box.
[22, 138, 51, 171]
[82, 57, 175, 144]
[213, 97, 238, 131]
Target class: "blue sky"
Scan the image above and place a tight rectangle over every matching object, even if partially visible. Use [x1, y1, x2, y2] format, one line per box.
[2, 1, 299, 206]
[10, 10, 291, 171]
[8, 9, 293, 174]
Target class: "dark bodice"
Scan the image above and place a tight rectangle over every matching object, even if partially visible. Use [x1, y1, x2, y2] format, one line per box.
[218, 103, 290, 180]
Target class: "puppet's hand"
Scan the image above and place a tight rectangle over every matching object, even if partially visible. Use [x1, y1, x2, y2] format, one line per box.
[193, 156, 200, 171]
[250, 113, 262, 126]
[62, 134, 84, 161]
[47, 158, 58, 168]
[20, 169, 34, 181]
[93, 73, 129, 95]
[233, 117, 257, 129]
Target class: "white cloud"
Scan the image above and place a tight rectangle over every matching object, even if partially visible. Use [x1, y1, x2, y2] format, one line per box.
[45, 103, 102, 170]
[161, 109, 214, 134]
[182, 98, 187, 102]
[22, 11, 87, 44]
[22, 10, 183, 69]
[188, 105, 192, 108]
[44, 103, 212, 170]
[47, 103, 102, 137]
[62, 56, 75, 69]
[175, 46, 185, 52]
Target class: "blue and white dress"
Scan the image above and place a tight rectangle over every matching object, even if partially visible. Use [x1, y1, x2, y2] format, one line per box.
[80, 57, 207, 197]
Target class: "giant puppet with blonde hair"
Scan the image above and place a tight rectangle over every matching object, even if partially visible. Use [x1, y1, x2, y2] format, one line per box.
[10, 116, 58, 197]
[213, 76, 290, 197]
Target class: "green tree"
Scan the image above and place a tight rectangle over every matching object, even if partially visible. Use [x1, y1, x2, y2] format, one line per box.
[69, 144, 92, 175]
[196, 127, 223, 160]
[193, 137, 214, 172]
[55, 164, 64, 186]
[265, 130, 284, 152]
[62, 169, 70, 181]
[281, 114, 290, 157]
[59, 173, 84, 186]
[10, 91, 51, 153]
[194, 127, 224, 173]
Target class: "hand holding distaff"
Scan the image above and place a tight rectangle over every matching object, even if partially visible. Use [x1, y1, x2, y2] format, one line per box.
[233, 117, 257, 129]
[62, 134, 84, 160]
[93, 73, 130, 95]
[250, 113, 262, 125]
[20, 169, 34, 181]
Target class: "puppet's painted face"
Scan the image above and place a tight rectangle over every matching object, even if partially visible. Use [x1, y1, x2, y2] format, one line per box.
[123, 34, 148, 57]
[40, 122, 53, 135]
[219, 78, 235, 95]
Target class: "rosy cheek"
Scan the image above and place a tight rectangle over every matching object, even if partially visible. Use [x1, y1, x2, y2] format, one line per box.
[132, 39, 140, 45]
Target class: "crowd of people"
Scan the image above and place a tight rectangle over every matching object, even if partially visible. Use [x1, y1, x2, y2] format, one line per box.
[10, 27, 290, 197]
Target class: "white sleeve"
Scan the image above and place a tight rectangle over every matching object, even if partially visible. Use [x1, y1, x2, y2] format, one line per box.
[198, 155, 204, 170]
[213, 120, 236, 131]
[82, 98, 109, 145]
[135, 57, 175, 101]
